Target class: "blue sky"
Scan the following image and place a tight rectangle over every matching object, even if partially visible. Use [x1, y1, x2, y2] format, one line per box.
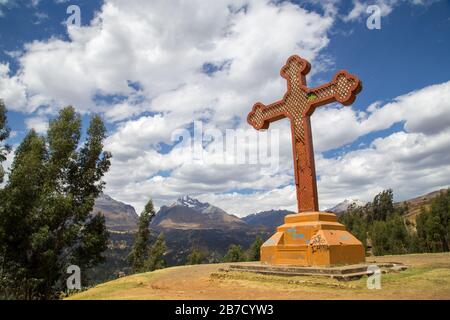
[0, 0, 449, 215]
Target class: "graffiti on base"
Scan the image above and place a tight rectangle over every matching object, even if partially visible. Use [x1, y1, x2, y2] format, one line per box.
[310, 234, 328, 253]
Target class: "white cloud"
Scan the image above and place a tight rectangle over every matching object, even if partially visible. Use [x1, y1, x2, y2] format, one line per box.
[317, 128, 450, 210]
[24, 115, 48, 133]
[104, 80, 450, 215]
[312, 81, 450, 151]
[197, 186, 298, 217]
[2, 0, 449, 217]
[0, 144, 15, 188]
[0, 63, 27, 111]
[7, 0, 331, 120]
[33, 11, 48, 25]
[0, 0, 41, 17]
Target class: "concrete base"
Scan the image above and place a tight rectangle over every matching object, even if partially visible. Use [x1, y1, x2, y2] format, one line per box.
[261, 211, 365, 266]
[225, 262, 407, 281]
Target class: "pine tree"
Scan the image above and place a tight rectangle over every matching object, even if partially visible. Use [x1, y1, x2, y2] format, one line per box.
[416, 190, 450, 252]
[248, 236, 263, 261]
[129, 199, 155, 273]
[145, 233, 166, 271]
[186, 247, 205, 265]
[0, 130, 46, 299]
[370, 214, 410, 255]
[370, 220, 389, 256]
[0, 106, 111, 299]
[0, 99, 10, 184]
[223, 244, 247, 262]
[370, 189, 395, 222]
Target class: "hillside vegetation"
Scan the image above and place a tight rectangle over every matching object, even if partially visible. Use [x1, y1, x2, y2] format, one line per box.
[339, 188, 450, 255]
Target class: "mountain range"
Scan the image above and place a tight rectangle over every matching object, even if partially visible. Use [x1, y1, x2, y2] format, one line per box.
[94, 194, 294, 232]
[89, 190, 446, 283]
[94, 192, 443, 232]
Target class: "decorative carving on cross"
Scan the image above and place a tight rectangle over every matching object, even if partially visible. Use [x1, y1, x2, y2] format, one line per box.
[247, 55, 362, 212]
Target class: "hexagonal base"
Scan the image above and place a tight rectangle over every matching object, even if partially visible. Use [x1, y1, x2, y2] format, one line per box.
[261, 211, 365, 266]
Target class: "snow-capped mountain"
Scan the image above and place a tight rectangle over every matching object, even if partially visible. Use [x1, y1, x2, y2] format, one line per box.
[326, 198, 366, 214]
[152, 195, 244, 229]
[171, 195, 209, 210]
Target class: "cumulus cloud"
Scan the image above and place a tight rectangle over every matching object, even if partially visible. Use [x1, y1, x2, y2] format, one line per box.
[0, 63, 27, 111]
[197, 185, 298, 217]
[313, 81, 450, 210]
[24, 116, 48, 133]
[312, 81, 450, 151]
[7, 0, 331, 119]
[1, 0, 449, 216]
[104, 80, 450, 215]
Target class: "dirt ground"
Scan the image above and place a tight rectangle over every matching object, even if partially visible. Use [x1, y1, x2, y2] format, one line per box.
[68, 252, 450, 300]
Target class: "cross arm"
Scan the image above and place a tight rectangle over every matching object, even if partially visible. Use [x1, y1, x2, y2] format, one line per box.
[247, 101, 287, 130]
[305, 70, 362, 116]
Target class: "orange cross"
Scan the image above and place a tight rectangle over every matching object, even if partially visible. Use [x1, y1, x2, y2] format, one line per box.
[247, 55, 362, 212]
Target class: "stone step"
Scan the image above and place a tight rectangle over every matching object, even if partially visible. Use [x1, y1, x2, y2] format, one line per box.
[222, 267, 372, 280]
[225, 262, 408, 280]
[228, 264, 370, 275]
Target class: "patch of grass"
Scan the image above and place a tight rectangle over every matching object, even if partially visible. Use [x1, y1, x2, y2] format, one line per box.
[211, 271, 361, 291]
[67, 272, 156, 300]
[68, 266, 194, 300]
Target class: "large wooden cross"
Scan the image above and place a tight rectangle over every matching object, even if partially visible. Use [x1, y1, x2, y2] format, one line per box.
[247, 55, 362, 212]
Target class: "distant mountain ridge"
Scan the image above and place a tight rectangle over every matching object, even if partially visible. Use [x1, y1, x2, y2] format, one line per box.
[242, 209, 293, 230]
[151, 195, 245, 230]
[93, 190, 444, 233]
[397, 188, 448, 222]
[326, 198, 365, 214]
[92, 194, 139, 231]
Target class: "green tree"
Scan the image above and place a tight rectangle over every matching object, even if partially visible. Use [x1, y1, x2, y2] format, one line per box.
[206, 251, 221, 264]
[186, 247, 205, 265]
[0, 130, 46, 299]
[370, 220, 389, 256]
[369, 189, 395, 222]
[248, 236, 264, 261]
[338, 189, 417, 256]
[370, 214, 410, 255]
[0, 106, 111, 299]
[416, 190, 450, 252]
[145, 233, 166, 271]
[0, 99, 11, 184]
[339, 205, 368, 249]
[223, 244, 247, 262]
[129, 199, 155, 273]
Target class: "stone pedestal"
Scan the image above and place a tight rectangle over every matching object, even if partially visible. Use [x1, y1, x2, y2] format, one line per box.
[261, 211, 365, 266]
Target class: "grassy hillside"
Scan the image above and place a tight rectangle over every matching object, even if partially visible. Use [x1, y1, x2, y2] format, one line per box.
[69, 252, 450, 300]
[397, 189, 447, 223]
